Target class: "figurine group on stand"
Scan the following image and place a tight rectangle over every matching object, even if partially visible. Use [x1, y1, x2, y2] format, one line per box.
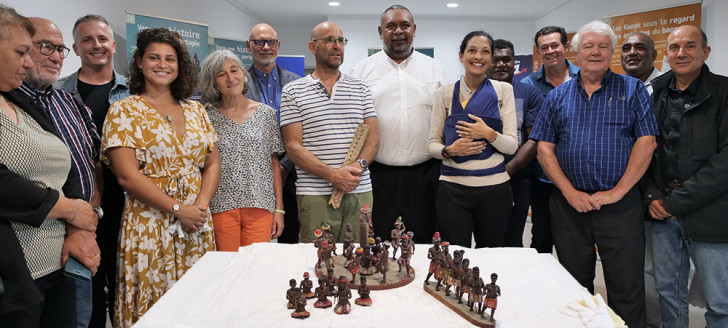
[423, 232, 501, 324]
[291, 272, 372, 318]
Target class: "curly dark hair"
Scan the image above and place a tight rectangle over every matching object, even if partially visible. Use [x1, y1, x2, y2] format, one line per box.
[128, 27, 197, 100]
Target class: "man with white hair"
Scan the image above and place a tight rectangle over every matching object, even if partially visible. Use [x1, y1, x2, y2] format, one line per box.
[530, 20, 658, 328]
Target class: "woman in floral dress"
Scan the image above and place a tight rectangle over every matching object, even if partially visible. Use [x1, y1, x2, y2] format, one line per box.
[101, 28, 220, 327]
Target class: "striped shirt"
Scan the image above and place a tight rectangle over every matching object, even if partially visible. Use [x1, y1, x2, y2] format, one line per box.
[19, 81, 99, 202]
[530, 70, 658, 193]
[280, 74, 376, 195]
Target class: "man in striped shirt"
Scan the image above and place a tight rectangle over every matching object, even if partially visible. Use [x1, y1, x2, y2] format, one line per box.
[21, 17, 101, 328]
[281, 21, 379, 243]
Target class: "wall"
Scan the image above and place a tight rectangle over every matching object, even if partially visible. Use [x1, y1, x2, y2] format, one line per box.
[534, 0, 728, 75]
[5, 0, 259, 76]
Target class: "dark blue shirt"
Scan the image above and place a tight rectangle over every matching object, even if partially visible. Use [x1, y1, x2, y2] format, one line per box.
[252, 65, 282, 113]
[521, 60, 580, 96]
[530, 70, 658, 192]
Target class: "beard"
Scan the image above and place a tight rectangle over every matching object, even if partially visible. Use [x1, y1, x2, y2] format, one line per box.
[384, 40, 412, 60]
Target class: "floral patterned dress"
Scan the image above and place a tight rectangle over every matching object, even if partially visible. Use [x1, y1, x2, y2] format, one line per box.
[101, 96, 218, 327]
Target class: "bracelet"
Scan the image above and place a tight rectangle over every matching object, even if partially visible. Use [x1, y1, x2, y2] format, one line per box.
[441, 147, 451, 159]
[69, 199, 77, 224]
[274, 209, 286, 214]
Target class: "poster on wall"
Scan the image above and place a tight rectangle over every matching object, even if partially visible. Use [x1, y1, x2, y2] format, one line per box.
[513, 54, 533, 84]
[603, 3, 701, 74]
[208, 36, 252, 68]
[125, 12, 209, 69]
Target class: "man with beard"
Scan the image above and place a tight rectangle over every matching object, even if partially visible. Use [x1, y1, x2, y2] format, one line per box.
[486, 39, 544, 247]
[350, 5, 447, 244]
[20, 17, 101, 327]
[244, 23, 301, 243]
[280, 21, 379, 243]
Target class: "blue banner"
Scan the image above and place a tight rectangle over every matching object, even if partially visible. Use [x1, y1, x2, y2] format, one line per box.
[208, 37, 252, 69]
[125, 12, 208, 69]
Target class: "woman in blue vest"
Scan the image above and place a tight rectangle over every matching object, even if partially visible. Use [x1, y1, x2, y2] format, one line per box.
[427, 31, 518, 248]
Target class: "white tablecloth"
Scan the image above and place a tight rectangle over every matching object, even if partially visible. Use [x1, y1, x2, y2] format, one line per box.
[134, 243, 595, 327]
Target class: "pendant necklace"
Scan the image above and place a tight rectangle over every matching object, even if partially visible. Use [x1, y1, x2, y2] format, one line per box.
[145, 96, 174, 122]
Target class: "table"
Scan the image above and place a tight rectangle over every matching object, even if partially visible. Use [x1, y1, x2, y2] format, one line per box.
[134, 243, 600, 327]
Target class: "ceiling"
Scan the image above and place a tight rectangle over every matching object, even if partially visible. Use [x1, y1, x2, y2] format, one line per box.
[230, 0, 573, 25]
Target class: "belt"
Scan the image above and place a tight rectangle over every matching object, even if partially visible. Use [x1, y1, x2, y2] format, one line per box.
[664, 179, 681, 189]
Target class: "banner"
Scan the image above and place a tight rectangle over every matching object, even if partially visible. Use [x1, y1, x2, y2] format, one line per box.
[514, 54, 533, 84]
[125, 12, 209, 69]
[208, 36, 253, 68]
[604, 3, 701, 73]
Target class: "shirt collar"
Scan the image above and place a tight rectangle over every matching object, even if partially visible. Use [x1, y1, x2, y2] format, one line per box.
[382, 48, 415, 67]
[668, 73, 700, 95]
[534, 59, 579, 83]
[252, 65, 279, 80]
[19, 80, 53, 98]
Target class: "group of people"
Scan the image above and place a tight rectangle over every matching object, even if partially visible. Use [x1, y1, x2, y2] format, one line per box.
[0, 3, 725, 328]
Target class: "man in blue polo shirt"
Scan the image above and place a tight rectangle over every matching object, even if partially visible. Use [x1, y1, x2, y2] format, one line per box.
[530, 21, 657, 328]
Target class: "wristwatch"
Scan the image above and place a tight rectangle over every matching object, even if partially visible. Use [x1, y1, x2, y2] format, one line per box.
[356, 158, 368, 170]
[92, 206, 104, 220]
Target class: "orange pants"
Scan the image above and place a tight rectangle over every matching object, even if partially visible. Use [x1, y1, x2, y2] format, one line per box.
[211, 207, 273, 251]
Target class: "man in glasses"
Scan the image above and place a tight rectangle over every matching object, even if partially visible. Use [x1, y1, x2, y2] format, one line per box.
[245, 23, 302, 244]
[20, 17, 101, 328]
[280, 21, 379, 243]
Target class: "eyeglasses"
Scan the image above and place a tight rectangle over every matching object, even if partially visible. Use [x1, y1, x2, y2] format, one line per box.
[312, 37, 348, 46]
[34, 41, 70, 59]
[250, 39, 279, 47]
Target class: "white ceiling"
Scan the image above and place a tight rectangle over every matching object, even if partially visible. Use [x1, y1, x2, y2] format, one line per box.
[230, 0, 573, 25]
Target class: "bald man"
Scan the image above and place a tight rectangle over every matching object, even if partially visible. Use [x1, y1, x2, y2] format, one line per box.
[280, 21, 379, 243]
[244, 23, 301, 243]
[642, 25, 728, 327]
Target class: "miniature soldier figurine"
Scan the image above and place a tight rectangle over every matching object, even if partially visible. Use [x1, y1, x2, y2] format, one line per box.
[458, 258, 471, 304]
[359, 245, 374, 275]
[469, 267, 485, 314]
[314, 278, 332, 308]
[425, 232, 442, 285]
[450, 250, 464, 300]
[286, 279, 297, 309]
[378, 241, 390, 283]
[314, 228, 324, 268]
[439, 242, 453, 295]
[300, 272, 315, 299]
[390, 217, 406, 259]
[482, 273, 501, 321]
[355, 275, 372, 306]
[326, 267, 337, 296]
[322, 223, 337, 256]
[397, 234, 414, 276]
[347, 247, 363, 281]
[334, 276, 352, 315]
[291, 288, 310, 319]
[359, 204, 372, 246]
[321, 240, 335, 269]
[343, 223, 354, 251]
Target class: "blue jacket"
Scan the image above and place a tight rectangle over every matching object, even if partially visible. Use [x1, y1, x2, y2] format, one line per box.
[56, 69, 130, 106]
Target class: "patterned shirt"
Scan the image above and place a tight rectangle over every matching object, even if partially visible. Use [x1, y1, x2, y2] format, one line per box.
[208, 104, 285, 214]
[530, 70, 658, 192]
[19, 81, 100, 202]
[280, 74, 377, 195]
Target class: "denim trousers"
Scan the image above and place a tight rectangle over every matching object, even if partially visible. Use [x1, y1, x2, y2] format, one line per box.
[74, 277, 92, 328]
[652, 218, 728, 328]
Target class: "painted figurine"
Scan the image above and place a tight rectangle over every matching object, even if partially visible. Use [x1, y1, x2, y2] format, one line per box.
[355, 276, 372, 306]
[347, 247, 363, 281]
[300, 272, 315, 299]
[397, 233, 414, 276]
[390, 217, 405, 259]
[291, 287, 310, 319]
[482, 273, 501, 321]
[439, 242, 452, 295]
[377, 241, 390, 283]
[359, 204, 371, 246]
[286, 279, 297, 309]
[314, 228, 324, 268]
[450, 250, 464, 300]
[325, 267, 337, 296]
[359, 245, 374, 275]
[321, 240, 335, 269]
[425, 232, 442, 286]
[343, 223, 354, 251]
[457, 258, 471, 304]
[334, 276, 352, 315]
[322, 223, 337, 256]
[468, 267, 485, 314]
[314, 278, 332, 308]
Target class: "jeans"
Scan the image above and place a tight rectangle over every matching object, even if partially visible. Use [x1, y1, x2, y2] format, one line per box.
[74, 277, 92, 328]
[652, 218, 728, 328]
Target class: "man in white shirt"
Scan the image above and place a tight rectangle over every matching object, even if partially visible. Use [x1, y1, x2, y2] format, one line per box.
[620, 32, 662, 94]
[350, 5, 447, 243]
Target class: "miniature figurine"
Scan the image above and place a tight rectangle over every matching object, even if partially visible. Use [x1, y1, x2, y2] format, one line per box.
[347, 247, 363, 281]
[439, 242, 452, 295]
[286, 279, 297, 309]
[359, 245, 374, 275]
[320, 240, 335, 269]
[291, 287, 310, 319]
[343, 240, 355, 265]
[359, 204, 371, 246]
[343, 223, 354, 251]
[314, 228, 324, 268]
[326, 267, 337, 296]
[390, 217, 405, 259]
[300, 272, 315, 299]
[397, 234, 414, 276]
[322, 223, 337, 256]
[457, 258, 471, 304]
[355, 276, 372, 306]
[482, 273, 501, 321]
[468, 267, 485, 314]
[334, 276, 352, 315]
[372, 237, 382, 258]
[314, 278, 332, 308]
[425, 232, 442, 286]
[450, 250, 464, 300]
[377, 241, 390, 284]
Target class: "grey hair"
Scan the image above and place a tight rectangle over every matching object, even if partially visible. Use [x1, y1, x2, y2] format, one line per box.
[571, 20, 617, 54]
[72, 14, 114, 43]
[199, 49, 248, 104]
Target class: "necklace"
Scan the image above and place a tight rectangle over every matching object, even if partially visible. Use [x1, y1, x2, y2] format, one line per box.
[144, 96, 174, 122]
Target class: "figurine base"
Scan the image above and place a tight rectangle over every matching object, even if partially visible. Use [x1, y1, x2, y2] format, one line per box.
[315, 256, 414, 290]
[422, 283, 495, 328]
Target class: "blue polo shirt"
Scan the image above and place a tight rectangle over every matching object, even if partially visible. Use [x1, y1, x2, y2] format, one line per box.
[522, 60, 580, 95]
[530, 70, 658, 193]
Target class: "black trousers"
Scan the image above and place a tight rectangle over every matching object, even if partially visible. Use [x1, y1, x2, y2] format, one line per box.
[504, 173, 531, 247]
[369, 159, 440, 244]
[530, 178, 554, 253]
[436, 180, 512, 248]
[34, 269, 76, 328]
[276, 179, 300, 244]
[550, 187, 646, 328]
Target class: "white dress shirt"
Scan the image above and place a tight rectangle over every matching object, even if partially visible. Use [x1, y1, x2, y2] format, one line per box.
[351, 50, 448, 166]
[644, 67, 663, 95]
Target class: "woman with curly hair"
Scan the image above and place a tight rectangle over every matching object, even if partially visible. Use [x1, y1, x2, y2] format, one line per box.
[101, 27, 220, 327]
